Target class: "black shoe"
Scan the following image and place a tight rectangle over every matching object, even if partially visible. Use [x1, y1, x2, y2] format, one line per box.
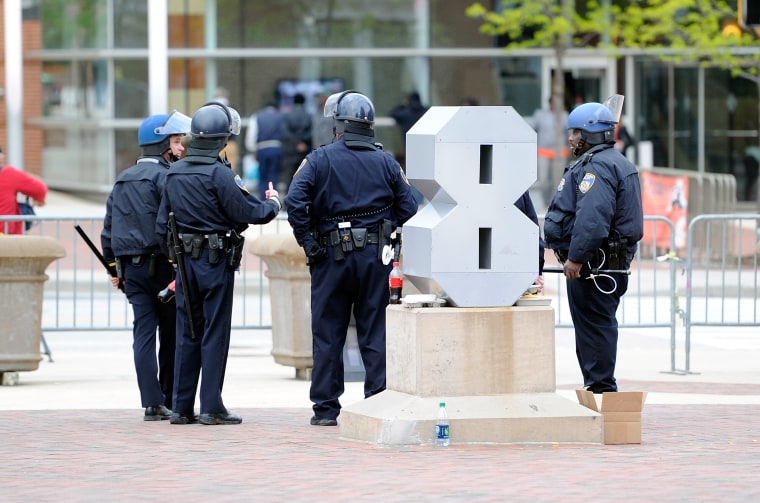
[199, 412, 243, 425]
[169, 412, 199, 425]
[310, 415, 338, 426]
[144, 405, 172, 421]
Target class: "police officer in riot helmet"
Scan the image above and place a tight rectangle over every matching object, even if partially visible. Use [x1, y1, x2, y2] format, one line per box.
[102, 110, 191, 420]
[156, 102, 281, 425]
[544, 99, 644, 394]
[285, 90, 418, 426]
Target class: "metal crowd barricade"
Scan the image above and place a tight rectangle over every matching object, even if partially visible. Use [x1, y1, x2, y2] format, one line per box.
[1, 213, 290, 334]
[681, 214, 760, 374]
[5, 211, 758, 377]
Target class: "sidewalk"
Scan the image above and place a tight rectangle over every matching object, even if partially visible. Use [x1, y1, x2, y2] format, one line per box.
[2, 191, 759, 501]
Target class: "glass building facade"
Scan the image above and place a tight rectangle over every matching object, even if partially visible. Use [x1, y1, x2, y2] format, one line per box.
[6, 0, 758, 201]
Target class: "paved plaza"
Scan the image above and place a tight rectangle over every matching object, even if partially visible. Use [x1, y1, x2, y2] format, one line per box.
[2, 191, 758, 501]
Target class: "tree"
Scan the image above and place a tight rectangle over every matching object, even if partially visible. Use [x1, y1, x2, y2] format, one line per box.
[610, 0, 760, 173]
[466, 0, 613, 183]
[467, 1, 760, 174]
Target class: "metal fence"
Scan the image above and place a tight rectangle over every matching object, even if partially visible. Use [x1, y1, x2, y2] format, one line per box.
[3, 212, 759, 375]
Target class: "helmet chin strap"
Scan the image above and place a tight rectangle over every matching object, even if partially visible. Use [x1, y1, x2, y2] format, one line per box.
[572, 138, 586, 158]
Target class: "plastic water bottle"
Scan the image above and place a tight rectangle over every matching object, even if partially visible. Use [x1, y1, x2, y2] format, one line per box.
[389, 261, 403, 304]
[435, 402, 450, 447]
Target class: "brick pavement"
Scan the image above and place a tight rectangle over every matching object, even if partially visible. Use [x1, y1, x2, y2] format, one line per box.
[2, 402, 759, 502]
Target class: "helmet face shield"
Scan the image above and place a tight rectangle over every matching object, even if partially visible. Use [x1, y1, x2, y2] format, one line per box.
[155, 110, 192, 136]
[228, 107, 241, 135]
[323, 92, 343, 118]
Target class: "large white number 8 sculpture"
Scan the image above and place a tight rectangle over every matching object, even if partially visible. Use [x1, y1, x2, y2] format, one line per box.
[403, 106, 539, 307]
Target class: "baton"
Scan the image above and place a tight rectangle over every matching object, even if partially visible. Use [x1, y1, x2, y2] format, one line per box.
[74, 224, 125, 292]
[168, 212, 197, 340]
[543, 266, 631, 275]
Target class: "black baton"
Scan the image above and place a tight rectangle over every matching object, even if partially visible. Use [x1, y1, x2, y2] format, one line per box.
[74, 224, 124, 292]
[168, 212, 197, 340]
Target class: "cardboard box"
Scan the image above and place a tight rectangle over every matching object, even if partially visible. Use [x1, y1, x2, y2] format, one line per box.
[576, 390, 647, 444]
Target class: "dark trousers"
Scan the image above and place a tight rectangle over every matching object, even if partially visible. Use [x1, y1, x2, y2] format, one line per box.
[309, 245, 389, 419]
[566, 272, 628, 393]
[257, 147, 282, 199]
[172, 248, 235, 415]
[123, 259, 176, 409]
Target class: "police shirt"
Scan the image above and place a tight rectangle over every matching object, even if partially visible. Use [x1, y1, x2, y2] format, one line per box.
[543, 143, 643, 264]
[102, 156, 169, 259]
[156, 157, 279, 240]
[284, 137, 418, 250]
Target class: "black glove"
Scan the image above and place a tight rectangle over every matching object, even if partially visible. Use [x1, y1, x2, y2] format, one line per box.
[304, 241, 328, 266]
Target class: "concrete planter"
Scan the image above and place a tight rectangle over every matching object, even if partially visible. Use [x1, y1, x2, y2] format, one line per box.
[249, 233, 366, 381]
[0, 236, 66, 374]
[249, 234, 314, 379]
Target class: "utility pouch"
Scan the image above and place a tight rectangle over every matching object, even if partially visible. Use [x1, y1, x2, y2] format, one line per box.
[147, 254, 158, 278]
[379, 219, 393, 261]
[207, 235, 221, 265]
[191, 236, 204, 259]
[339, 226, 353, 253]
[226, 232, 245, 268]
[131, 255, 145, 266]
[115, 258, 124, 281]
[351, 228, 368, 250]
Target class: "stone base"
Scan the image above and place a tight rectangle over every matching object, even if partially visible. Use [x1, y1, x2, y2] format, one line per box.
[339, 305, 604, 445]
[340, 390, 602, 445]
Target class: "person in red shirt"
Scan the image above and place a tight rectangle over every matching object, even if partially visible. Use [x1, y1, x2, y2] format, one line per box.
[0, 145, 48, 235]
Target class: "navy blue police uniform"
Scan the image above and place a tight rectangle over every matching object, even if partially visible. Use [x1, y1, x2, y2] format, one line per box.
[103, 155, 176, 413]
[102, 111, 191, 420]
[156, 102, 281, 425]
[285, 129, 418, 425]
[544, 142, 643, 393]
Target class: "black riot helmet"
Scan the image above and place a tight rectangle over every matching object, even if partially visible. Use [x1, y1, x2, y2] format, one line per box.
[190, 102, 242, 139]
[324, 90, 375, 133]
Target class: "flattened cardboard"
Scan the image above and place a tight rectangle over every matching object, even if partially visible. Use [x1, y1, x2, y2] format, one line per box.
[575, 390, 647, 445]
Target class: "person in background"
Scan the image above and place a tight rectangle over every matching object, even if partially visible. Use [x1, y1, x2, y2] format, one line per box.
[311, 90, 336, 149]
[285, 90, 418, 427]
[544, 100, 644, 394]
[529, 96, 568, 210]
[101, 111, 190, 421]
[614, 115, 636, 159]
[281, 93, 312, 194]
[246, 100, 283, 200]
[389, 91, 428, 147]
[515, 190, 546, 293]
[0, 145, 47, 235]
[156, 102, 281, 426]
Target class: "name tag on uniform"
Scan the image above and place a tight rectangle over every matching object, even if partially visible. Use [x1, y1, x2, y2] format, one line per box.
[338, 222, 351, 229]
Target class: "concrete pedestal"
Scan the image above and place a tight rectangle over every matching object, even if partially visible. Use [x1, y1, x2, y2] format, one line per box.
[0, 236, 65, 374]
[249, 233, 365, 381]
[339, 305, 603, 445]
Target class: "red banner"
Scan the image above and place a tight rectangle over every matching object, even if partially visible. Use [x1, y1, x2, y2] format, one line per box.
[641, 171, 688, 249]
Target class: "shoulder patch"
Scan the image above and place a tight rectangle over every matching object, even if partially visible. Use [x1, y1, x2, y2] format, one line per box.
[399, 166, 410, 185]
[579, 172, 596, 194]
[234, 174, 249, 193]
[293, 158, 308, 178]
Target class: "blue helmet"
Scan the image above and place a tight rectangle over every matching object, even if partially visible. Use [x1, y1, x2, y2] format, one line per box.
[567, 102, 617, 155]
[138, 111, 191, 156]
[324, 90, 375, 126]
[138, 114, 170, 146]
[567, 102, 616, 134]
[191, 102, 241, 138]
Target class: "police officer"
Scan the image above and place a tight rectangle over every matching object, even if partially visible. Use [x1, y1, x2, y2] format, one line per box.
[156, 102, 281, 425]
[544, 101, 644, 394]
[285, 90, 418, 426]
[102, 110, 191, 420]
